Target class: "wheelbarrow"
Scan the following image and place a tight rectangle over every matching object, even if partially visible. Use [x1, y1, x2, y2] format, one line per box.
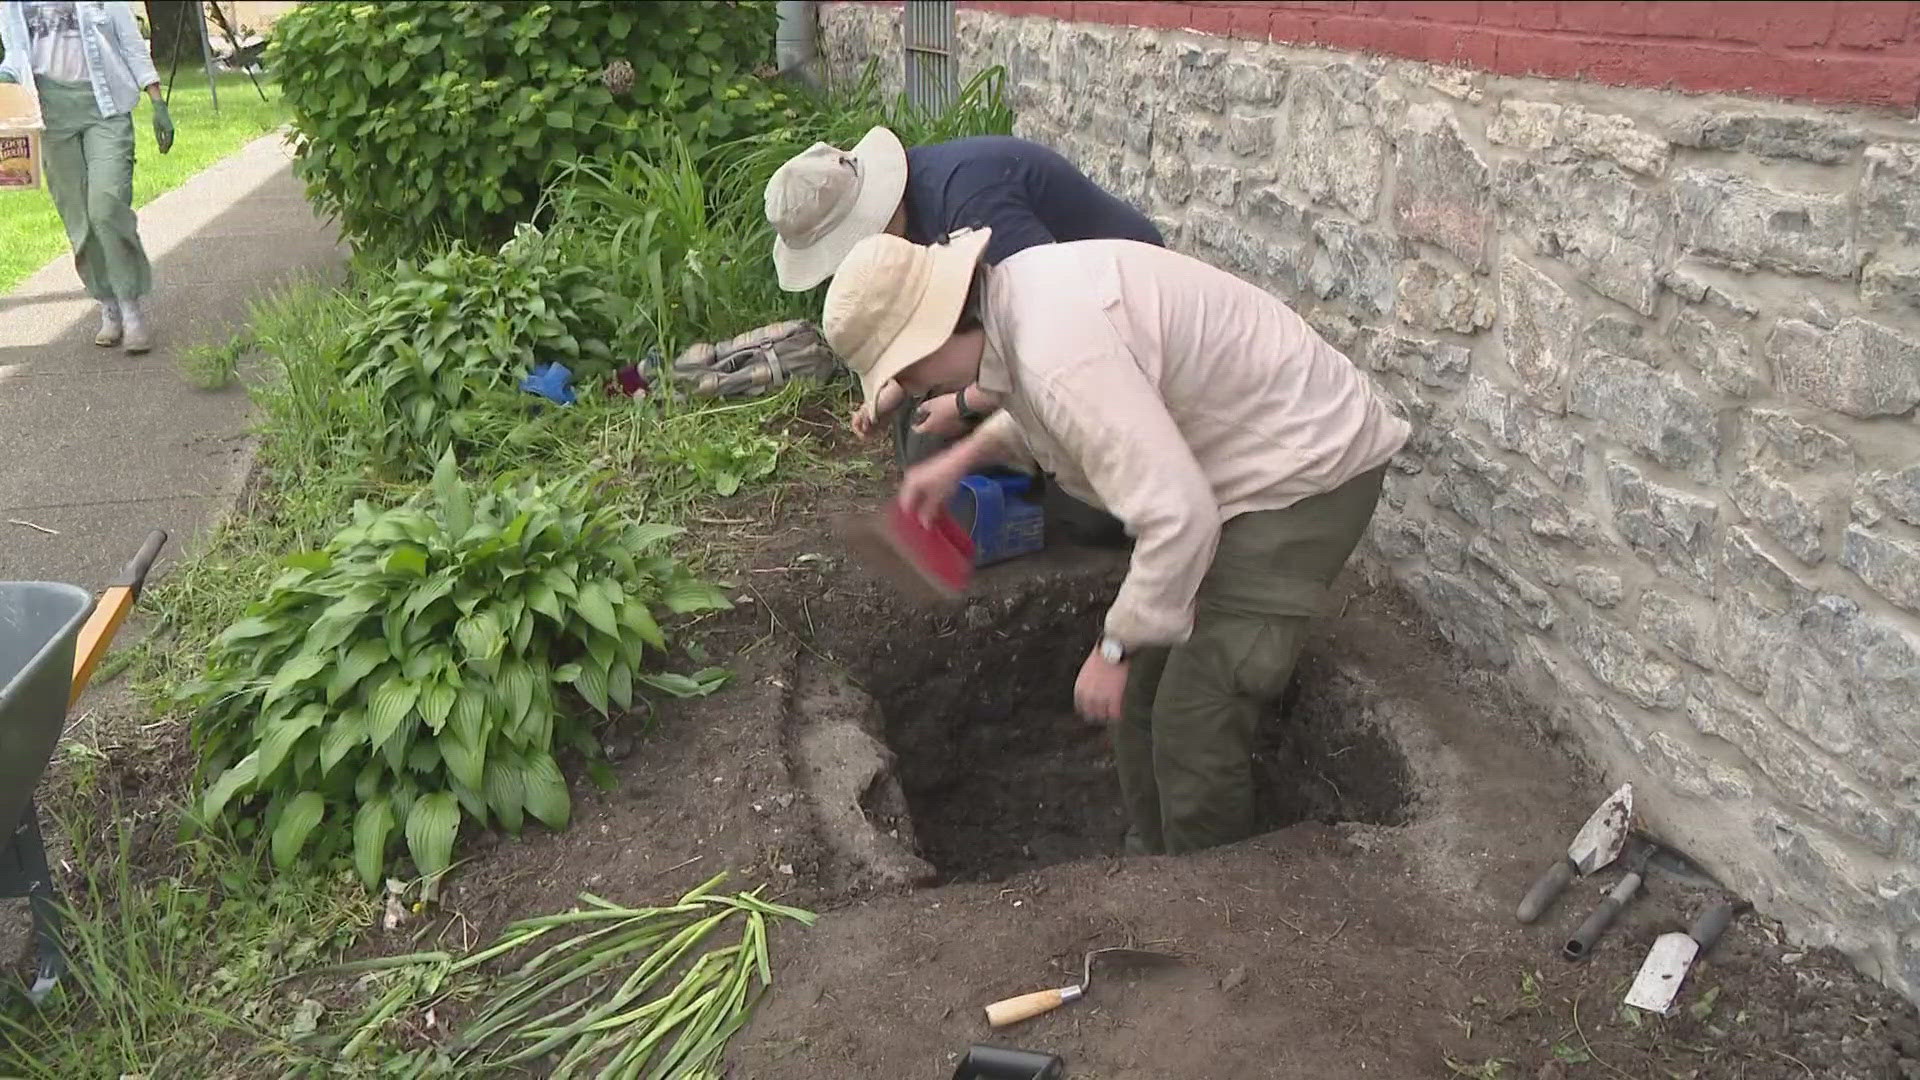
[1, 530, 167, 1003]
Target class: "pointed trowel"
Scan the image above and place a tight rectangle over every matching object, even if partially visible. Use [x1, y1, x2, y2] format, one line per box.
[1624, 901, 1744, 1014]
[1516, 783, 1633, 924]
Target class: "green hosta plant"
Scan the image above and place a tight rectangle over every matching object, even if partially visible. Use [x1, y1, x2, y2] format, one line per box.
[185, 454, 731, 890]
[343, 227, 617, 471]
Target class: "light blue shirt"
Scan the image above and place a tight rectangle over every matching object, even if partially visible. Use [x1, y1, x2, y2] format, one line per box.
[0, 1, 159, 118]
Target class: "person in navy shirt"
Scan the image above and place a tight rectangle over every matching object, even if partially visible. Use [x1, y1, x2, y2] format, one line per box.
[766, 126, 1161, 541]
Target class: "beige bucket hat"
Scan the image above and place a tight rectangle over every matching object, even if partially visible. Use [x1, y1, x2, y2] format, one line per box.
[822, 227, 993, 404]
[766, 126, 909, 292]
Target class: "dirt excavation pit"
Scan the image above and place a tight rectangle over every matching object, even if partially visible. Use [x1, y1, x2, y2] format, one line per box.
[794, 576, 1416, 885]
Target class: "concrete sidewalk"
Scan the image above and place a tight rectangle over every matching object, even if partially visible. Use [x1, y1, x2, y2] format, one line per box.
[0, 132, 346, 588]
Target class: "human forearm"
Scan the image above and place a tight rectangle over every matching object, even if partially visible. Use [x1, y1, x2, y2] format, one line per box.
[114, 3, 161, 89]
[953, 410, 1026, 471]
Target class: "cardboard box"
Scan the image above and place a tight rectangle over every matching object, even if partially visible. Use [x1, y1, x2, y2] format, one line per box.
[0, 82, 44, 192]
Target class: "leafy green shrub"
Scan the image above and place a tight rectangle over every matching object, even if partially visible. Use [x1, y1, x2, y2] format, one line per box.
[270, 0, 787, 255]
[341, 227, 617, 471]
[185, 454, 731, 890]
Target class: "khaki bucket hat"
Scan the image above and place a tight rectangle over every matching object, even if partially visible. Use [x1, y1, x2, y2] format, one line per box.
[822, 227, 993, 404]
[766, 126, 909, 292]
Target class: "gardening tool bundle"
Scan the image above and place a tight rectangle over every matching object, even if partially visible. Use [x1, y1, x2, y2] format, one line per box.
[1515, 782, 1745, 1014]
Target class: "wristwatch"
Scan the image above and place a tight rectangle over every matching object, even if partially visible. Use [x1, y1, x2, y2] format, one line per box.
[1098, 637, 1127, 664]
[953, 385, 987, 423]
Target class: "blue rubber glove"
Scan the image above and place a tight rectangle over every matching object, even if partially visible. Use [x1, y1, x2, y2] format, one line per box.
[152, 99, 174, 154]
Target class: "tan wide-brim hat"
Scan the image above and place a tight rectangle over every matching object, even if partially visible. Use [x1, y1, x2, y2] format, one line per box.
[822, 227, 993, 404]
[767, 126, 909, 292]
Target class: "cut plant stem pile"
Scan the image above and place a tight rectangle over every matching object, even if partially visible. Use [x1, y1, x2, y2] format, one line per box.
[321, 873, 814, 1077]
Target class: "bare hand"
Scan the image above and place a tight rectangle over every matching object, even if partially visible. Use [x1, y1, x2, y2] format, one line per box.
[897, 446, 972, 525]
[852, 380, 907, 440]
[911, 392, 972, 440]
[1074, 647, 1129, 723]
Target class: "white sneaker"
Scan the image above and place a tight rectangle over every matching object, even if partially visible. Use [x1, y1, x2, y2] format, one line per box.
[94, 300, 122, 347]
[121, 300, 151, 354]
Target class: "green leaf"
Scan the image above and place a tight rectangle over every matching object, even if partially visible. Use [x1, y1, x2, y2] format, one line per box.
[545, 110, 574, 129]
[618, 600, 665, 650]
[608, 657, 633, 711]
[573, 581, 619, 637]
[368, 677, 421, 747]
[449, 683, 489, 748]
[625, 522, 683, 552]
[483, 754, 526, 833]
[353, 796, 395, 888]
[438, 729, 485, 791]
[526, 580, 562, 621]
[499, 661, 534, 727]
[328, 640, 389, 703]
[435, 455, 474, 538]
[271, 792, 326, 869]
[258, 703, 327, 783]
[404, 791, 460, 881]
[640, 667, 732, 699]
[660, 576, 731, 614]
[455, 610, 505, 664]
[419, 680, 458, 732]
[575, 659, 610, 715]
[283, 551, 333, 573]
[263, 654, 328, 710]
[201, 751, 261, 819]
[383, 545, 429, 577]
[319, 708, 369, 775]
[521, 753, 570, 829]
[217, 615, 283, 646]
[541, 567, 578, 599]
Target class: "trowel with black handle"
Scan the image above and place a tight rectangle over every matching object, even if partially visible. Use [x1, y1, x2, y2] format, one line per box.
[1517, 783, 1633, 924]
[1623, 901, 1745, 1014]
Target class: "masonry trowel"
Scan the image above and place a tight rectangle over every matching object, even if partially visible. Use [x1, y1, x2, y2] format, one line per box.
[1516, 783, 1633, 924]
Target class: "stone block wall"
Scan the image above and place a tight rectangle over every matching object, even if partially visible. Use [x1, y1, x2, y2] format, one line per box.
[820, 2, 1920, 1000]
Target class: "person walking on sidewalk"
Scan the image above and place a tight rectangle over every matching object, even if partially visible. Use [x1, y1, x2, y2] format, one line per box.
[0, 0, 173, 353]
[766, 127, 1162, 542]
[821, 228, 1409, 855]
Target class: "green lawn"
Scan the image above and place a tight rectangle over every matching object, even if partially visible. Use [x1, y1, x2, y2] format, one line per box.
[0, 72, 289, 292]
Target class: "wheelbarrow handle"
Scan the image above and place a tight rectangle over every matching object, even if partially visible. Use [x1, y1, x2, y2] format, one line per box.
[114, 529, 169, 600]
[69, 530, 170, 706]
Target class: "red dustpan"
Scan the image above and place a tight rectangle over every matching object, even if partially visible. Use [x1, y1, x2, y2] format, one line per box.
[839, 501, 975, 603]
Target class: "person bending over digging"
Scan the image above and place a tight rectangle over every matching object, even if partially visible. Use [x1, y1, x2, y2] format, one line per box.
[821, 227, 1410, 855]
[765, 127, 1161, 509]
[1, 0, 173, 353]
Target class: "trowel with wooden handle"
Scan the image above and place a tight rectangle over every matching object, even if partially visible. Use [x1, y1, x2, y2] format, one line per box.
[1517, 783, 1633, 924]
[984, 946, 1180, 1028]
[1624, 901, 1744, 1014]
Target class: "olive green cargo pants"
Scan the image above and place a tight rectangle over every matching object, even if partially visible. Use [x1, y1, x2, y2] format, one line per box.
[1116, 467, 1386, 855]
[38, 77, 151, 303]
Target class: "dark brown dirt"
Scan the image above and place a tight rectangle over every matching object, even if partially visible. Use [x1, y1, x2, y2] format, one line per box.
[13, 448, 1920, 1080]
[432, 466, 1920, 1080]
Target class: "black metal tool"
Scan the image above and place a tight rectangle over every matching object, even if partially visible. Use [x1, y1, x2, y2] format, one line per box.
[952, 1045, 1065, 1079]
[1564, 843, 1653, 961]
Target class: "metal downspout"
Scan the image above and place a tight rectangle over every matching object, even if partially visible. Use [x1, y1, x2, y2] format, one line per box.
[776, 0, 819, 88]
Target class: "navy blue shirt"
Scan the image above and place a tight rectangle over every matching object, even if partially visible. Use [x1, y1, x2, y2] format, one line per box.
[902, 135, 1164, 264]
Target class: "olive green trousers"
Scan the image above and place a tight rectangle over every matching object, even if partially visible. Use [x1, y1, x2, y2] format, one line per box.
[38, 77, 151, 303]
[1116, 467, 1385, 855]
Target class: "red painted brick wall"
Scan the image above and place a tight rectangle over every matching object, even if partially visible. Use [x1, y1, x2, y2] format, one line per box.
[931, 1, 1920, 110]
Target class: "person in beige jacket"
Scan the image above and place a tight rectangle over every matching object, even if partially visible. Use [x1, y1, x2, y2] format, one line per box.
[822, 227, 1409, 855]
